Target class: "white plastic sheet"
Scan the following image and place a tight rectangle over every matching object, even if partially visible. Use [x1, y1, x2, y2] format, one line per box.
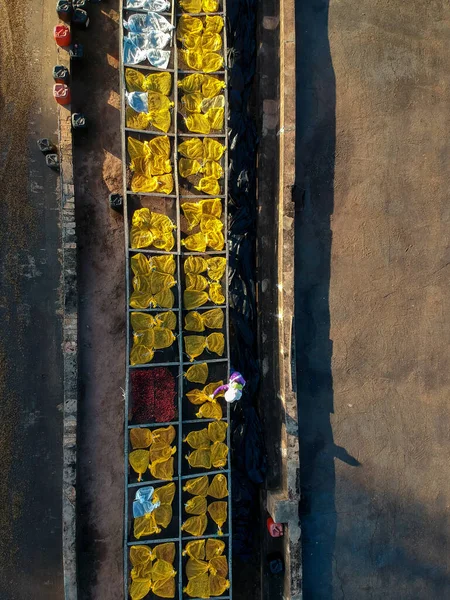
[123, 12, 174, 34]
[125, 0, 171, 11]
[126, 91, 149, 113]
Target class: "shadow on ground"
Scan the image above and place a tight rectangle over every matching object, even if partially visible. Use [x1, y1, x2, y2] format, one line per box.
[294, 0, 338, 597]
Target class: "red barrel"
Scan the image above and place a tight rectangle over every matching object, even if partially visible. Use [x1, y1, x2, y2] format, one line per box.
[53, 84, 71, 105]
[54, 24, 71, 47]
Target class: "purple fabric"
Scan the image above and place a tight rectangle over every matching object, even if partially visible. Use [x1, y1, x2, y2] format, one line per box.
[230, 371, 246, 385]
[212, 384, 229, 397]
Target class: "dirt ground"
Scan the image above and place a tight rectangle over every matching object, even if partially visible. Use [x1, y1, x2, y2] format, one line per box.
[0, 1, 64, 598]
[296, 1, 450, 598]
[70, 3, 125, 599]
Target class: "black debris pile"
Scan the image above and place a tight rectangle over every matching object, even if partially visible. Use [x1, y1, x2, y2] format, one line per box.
[227, 0, 267, 561]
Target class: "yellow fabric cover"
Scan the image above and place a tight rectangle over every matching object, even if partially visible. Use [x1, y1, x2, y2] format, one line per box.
[125, 69, 172, 95]
[195, 176, 221, 195]
[134, 513, 161, 538]
[130, 428, 153, 449]
[184, 332, 224, 361]
[177, 15, 204, 40]
[181, 199, 222, 229]
[153, 542, 176, 563]
[201, 32, 222, 52]
[184, 573, 210, 598]
[208, 501, 227, 535]
[178, 73, 206, 94]
[184, 255, 208, 274]
[184, 289, 209, 310]
[201, 52, 223, 73]
[179, 0, 219, 12]
[179, 157, 202, 178]
[208, 474, 228, 499]
[149, 443, 175, 464]
[185, 113, 211, 134]
[178, 137, 204, 159]
[186, 558, 209, 580]
[206, 257, 226, 281]
[181, 92, 203, 113]
[184, 428, 210, 449]
[154, 504, 173, 528]
[210, 441, 228, 468]
[210, 575, 230, 597]
[153, 482, 176, 506]
[183, 475, 209, 497]
[150, 456, 174, 480]
[183, 539, 206, 560]
[185, 362, 209, 384]
[153, 425, 176, 446]
[209, 282, 225, 305]
[196, 401, 222, 420]
[185, 495, 208, 515]
[186, 381, 223, 406]
[206, 107, 224, 130]
[181, 514, 208, 537]
[201, 95, 225, 112]
[202, 76, 226, 98]
[186, 447, 212, 469]
[207, 421, 227, 443]
[153, 576, 176, 598]
[205, 538, 225, 560]
[185, 273, 209, 291]
[203, 138, 225, 160]
[128, 136, 173, 195]
[200, 215, 223, 234]
[126, 68, 146, 92]
[205, 16, 224, 33]
[130, 311, 176, 365]
[130, 580, 151, 600]
[130, 208, 175, 251]
[129, 449, 149, 481]
[209, 555, 228, 578]
[201, 160, 223, 179]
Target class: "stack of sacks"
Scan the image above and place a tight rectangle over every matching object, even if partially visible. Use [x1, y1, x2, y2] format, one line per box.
[184, 421, 229, 469]
[129, 542, 177, 599]
[179, 72, 225, 134]
[125, 68, 174, 133]
[129, 425, 177, 482]
[130, 311, 177, 365]
[186, 379, 225, 420]
[177, 15, 224, 73]
[129, 208, 176, 251]
[132, 482, 176, 539]
[181, 198, 225, 251]
[124, 12, 174, 68]
[178, 137, 226, 195]
[183, 538, 230, 598]
[130, 253, 177, 309]
[128, 136, 174, 194]
[183, 255, 226, 309]
[181, 474, 228, 537]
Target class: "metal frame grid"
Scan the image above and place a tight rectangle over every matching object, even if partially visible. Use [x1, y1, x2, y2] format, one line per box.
[119, 2, 232, 598]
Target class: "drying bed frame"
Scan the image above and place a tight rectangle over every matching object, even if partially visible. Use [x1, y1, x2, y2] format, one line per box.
[119, 2, 233, 599]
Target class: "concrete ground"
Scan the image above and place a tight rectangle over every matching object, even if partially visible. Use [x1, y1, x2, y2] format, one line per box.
[296, 1, 450, 598]
[0, 1, 64, 599]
